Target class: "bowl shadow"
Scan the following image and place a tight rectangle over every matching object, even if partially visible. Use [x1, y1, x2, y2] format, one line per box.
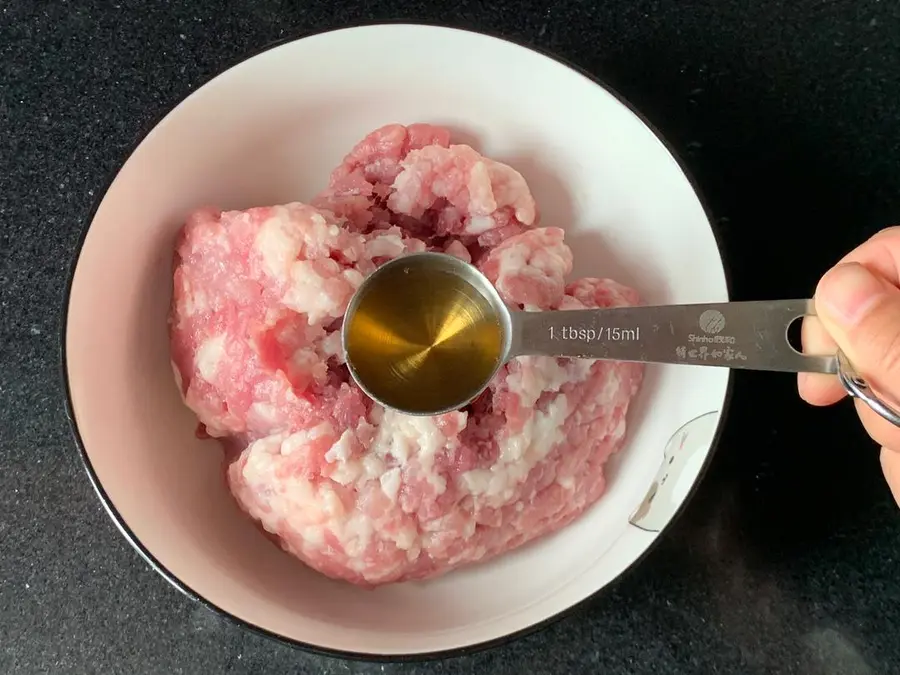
[498, 151, 577, 235]
[440, 124, 484, 151]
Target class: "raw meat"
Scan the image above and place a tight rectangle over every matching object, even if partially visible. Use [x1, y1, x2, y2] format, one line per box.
[168, 202, 421, 440]
[311, 123, 535, 252]
[169, 123, 643, 587]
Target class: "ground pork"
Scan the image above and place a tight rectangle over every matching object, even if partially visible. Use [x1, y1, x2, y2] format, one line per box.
[169, 123, 643, 587]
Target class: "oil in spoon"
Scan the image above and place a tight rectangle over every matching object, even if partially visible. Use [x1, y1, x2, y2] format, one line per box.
[343, 253, 505, 415]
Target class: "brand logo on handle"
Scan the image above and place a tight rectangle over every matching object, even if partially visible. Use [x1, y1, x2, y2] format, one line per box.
[698, 309, 726, 335]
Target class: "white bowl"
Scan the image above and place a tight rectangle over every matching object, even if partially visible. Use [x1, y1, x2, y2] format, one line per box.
[63, 24, 732, 659]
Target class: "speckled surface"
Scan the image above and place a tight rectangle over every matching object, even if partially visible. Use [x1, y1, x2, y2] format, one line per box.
[2, 1, 900, 673]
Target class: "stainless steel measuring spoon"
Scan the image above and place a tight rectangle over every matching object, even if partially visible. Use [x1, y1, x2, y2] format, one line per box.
[341, 251, 900, 424]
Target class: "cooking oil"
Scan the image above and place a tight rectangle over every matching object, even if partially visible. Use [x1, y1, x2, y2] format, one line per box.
[344, 259, 504, 415]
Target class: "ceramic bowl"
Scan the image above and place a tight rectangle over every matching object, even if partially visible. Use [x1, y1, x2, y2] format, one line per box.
[63, 23, 731, 659]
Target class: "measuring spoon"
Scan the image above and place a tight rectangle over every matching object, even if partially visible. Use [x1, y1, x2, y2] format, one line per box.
[341, 251, 900, 424]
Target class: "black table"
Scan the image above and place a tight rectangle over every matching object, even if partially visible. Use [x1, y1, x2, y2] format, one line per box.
[2, 2, 899, 673]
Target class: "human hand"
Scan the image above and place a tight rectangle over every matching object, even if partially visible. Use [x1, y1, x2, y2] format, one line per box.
[798, 226, 900, 507]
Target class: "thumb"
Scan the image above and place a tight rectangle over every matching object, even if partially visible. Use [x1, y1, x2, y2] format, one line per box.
[815, 261, 900, 395]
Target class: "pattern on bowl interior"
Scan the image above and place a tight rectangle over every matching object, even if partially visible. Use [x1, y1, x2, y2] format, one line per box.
[629, 411, 721, 532]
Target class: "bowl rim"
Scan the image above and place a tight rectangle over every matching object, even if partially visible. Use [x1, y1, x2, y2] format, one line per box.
[59, 21, 735, 663]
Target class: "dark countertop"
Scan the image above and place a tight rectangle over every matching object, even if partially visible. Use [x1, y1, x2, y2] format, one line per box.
[2, 1, 900, 673]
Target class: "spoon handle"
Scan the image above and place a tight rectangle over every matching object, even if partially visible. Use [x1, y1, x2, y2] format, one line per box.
[507, 299, 837, 374]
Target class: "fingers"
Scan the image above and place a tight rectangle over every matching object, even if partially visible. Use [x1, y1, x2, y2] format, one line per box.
[796, 227, 900, 406]
[797, 314, 846, 406]
[814, 261, 900, 403]
[879, 446, 900, 508]
[798, 226, 900, 509]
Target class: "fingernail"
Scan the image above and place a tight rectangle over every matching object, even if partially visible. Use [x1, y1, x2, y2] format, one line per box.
[818, 262, 886, 326]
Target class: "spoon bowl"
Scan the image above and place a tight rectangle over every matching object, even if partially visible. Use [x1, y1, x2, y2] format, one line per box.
[343, 252, 511, 416]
